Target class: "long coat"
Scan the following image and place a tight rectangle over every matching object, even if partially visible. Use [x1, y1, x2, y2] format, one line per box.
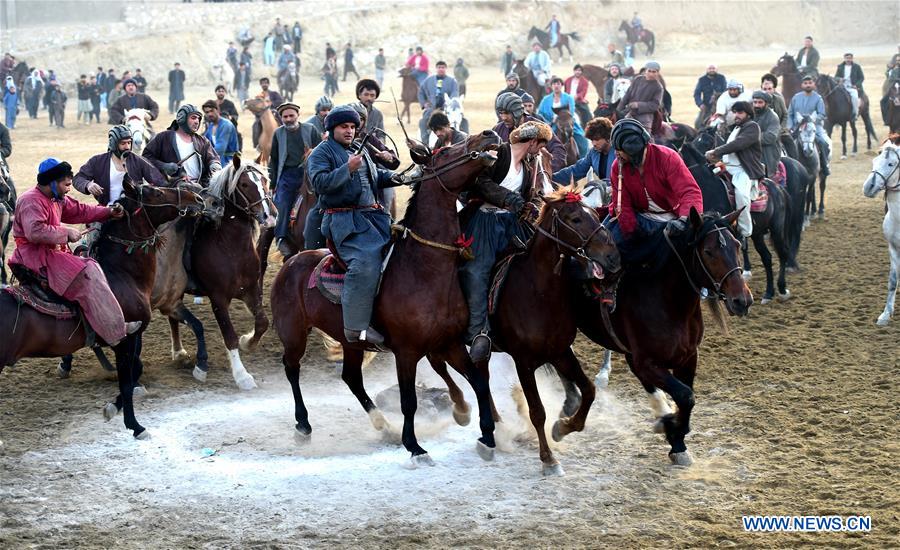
[109, 93, 160, 124]
[711, 121, 766, 180]
[168, 69, 186, 101]
[74, 152, 167, 205]
[143, 130, 221, 185]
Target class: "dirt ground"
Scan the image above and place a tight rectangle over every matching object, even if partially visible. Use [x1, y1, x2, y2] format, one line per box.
[1, 45, 898, 549]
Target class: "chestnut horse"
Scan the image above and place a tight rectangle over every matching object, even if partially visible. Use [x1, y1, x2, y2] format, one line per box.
[575, 208, 752, 465]
[270, 131, 502, 466]
[527, 26, 580, 61]
[553, 108, 580, 166]
[770, 53, 802, 105]
[398, 67, 419, 124]
[619, 20, 655, 56]
[243, 97, 278, 165]
[0, 181, 203, 443]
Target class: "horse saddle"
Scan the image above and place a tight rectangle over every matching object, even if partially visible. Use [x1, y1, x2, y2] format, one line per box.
[5, 264, 79, 320]
[307, 240, 393, 305]
[288, 192, 307, 227]
[716, 170, 770, 213]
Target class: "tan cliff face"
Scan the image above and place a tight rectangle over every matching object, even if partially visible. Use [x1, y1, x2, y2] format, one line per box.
[5, 0, 898, 89]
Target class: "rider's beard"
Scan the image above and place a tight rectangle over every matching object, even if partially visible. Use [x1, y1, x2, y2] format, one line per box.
[284, 121, 300, 130]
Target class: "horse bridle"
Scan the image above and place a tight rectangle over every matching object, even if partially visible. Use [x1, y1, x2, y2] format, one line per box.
[664, 223, 742, 300]
[869, 147, 900, 195]
[222, 165, 272, 219]
[109, 184, 197, 249]
[399, 140, 495, 195]
[533, 206, 610, 265]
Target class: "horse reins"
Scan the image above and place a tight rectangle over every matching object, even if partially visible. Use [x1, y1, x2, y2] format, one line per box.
[106, 184, 195, 252]
[663, 223, 742, 300]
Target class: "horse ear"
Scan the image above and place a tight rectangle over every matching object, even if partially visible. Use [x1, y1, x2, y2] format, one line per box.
[689, 206, 702, 228]
[722, 207, 744, 227]
[232, 153, 241, 170]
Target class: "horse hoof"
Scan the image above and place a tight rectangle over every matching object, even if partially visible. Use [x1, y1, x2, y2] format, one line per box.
[368, 409, 387, 431]
[192, 366, 207, 382]
[0, 439, 4, 452]
[172, 349, 190, 363]
[57, 362, 70, 379]
[134, 429, 151, 441]
[476, 440, 495, 461]
[294, 426, 312, 444]
[876, 315, 891, 326]
[760, 297, 773, 305]
[541, 461, 565, 477]
[742, 270, 752, 281]
[238, 334, 255, 352]
[452, 404, 471, 427]
[132, 385, 147, 398]
[102, 402, 119, 422]
[409, 453, 435, 468]
[551, 419, 567, 442]
[235, 374, 257, 391]
[669, 450, 694, 466]
[595, 369, 610, 389]
[776, 290, 793, 302]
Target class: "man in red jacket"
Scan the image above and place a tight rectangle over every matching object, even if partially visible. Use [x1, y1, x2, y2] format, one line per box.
[564, 64, 591, 128]
[606, 119, 702, 257]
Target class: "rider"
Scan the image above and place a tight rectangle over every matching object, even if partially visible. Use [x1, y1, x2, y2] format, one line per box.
[74, 125, 166, 206]
[202, 100, 239, 165]
[497, 72, 526, 99]
[693, 64, 727, 128]
[834, 52, 864, 120]
[143, 104, 222, 186]
[751, 91, 783, 181]
[705, 101, 765, 244]
[607, 43, 625, 67]
[565, 64, 592, 128]
[787, 75, 831, 175]
[520, 92, 544, 121]
[712, 79, 752, 130]
[604, 119, 702, 256]
[545, 14, 561, 48]
[276, 44, 299, 79]
[524, 43, 552, 88]
[428, 111, 468, 148]
[796, 36, 820, 77]
[552, 117, 615, 184]
[493, 92, 567, 171]
[355, 78, 384, 133]
[459, 121, 551, 362]
[108, 78, 160, 125]
[269, 102, 321, 257]
[631, 12, 643, 36]
[620, 61, 663, 132]
[10, 158, 141, 346]
[306, 95, 333, 139]
[538, 76, 589, 157]
[760, 73, 789, 129]
[214, 84, 240, 129]
[405, 46, 430, 87]
[603, 63, 625, 103]
[417, 60, 460, 142]
[307, 105, 400, 347]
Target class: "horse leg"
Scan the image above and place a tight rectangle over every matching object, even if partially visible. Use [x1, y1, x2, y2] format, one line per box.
[440, 344, 497, 459]
[818, 172, 827, 218]
[257, 226, 275, 287]
[742, 243, 753, 280]
[851, 120, 858, 156]
[633, 356, 694, 464]
[556, 367, 581, 417]
[394, 351, 431, 464]
[425, 353, 471, 426]
[209, 295, 256, 390]
[840, 123, 847, 159]
[171, 304, 210, 379]
[514, 359, 562, 476]
[595, 349, 613, 388]
[282, 328, 312, 439]
[238, 283, 269, 352]
[624, 355, 672, 419]
[549, 347, 596, 441]
[752, 232, 775, 303]
[110, 334, 147, 439]
[57, 354, 74, 379]
[338, 346, 392, 432]
[876, 245, 899, 326]
[769, 215, 792, 299]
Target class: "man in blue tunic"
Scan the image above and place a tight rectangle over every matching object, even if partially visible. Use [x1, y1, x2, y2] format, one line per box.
[307, 105, 399, 347]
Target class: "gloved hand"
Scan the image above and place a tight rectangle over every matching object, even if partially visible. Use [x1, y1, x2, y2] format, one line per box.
[518, 201, 541, 223]
[161, 162, 180, 176]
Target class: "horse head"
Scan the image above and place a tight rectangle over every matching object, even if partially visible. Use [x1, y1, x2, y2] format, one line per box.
[553, 108, 575, 141]
[115, 172, 205, 236]
[692, 126, 719, 154]
[527, 26, 539, 40]
[417, 130, 501, 193]
[536, 183, 621, 277]
[209, 156, 276, 227]
[678, 207, 753, 316]
[772, 53, 795, 76]
[243, 97, 269, 114]
[796, 116, 818, 158]
[863, 143, 900, 198]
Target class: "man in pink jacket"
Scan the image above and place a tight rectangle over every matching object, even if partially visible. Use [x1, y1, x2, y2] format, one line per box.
[9, 158, 141, 346]
[405, 46, 430, 86]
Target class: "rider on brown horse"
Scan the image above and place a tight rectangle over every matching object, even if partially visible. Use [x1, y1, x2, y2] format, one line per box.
[460, 120, 551, 362]
[493, 92, 567, 171]
[143, 104, 221, 185]
[496, 72, 526, 99]
[306, 105, 400, 347]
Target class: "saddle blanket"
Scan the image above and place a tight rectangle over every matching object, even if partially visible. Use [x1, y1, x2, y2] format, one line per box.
[488, 251, 523, 316]
[307, 244, 394, 305]
[4, 285, 78, 319]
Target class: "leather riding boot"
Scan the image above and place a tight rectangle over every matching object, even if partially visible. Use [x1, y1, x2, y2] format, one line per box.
[344, 326, 386, 348]
[469, 333, 492, 363]
[276, 238, 293, 258]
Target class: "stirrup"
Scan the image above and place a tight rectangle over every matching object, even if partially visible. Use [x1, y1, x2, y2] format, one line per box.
[469, 333, 492, 363]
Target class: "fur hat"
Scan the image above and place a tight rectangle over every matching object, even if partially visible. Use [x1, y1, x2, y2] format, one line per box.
[510, 121, 552, 144]
[324, 105, 360, 130]
[355, 78, 380, 99]
[276, 102, 301, 116]
[37, 158, 73, 186]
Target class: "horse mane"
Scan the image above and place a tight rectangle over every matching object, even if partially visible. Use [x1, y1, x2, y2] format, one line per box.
[208, 161, 264, 200]
[399, 181, 421, 227]
[536, 182, 581, 224]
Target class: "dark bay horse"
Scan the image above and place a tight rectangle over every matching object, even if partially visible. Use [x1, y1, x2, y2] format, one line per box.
[527, 26, 579, 61]
[0, 181, 203, 442]
[575, 208, 752, 465]
[398, 67, 419, 124]
[553, 108, 580, 166]
[512, 60, 545, 104]
[770, 53, 802, 105]
[0, 158, 14, 286]
[580, 64, 608, 103]
[271, 132, 502, 466]
[618, 20, 655, 56]
[818, 74, 878, 157]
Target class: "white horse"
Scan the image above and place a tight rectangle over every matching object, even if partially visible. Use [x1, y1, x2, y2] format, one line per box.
[862, 141, 900, 325]
[124, 108, 152, 154]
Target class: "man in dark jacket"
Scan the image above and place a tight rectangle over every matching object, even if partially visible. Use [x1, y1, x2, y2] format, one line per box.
[693, 64, 727, 128]
[705, 101, 765, 240]
[796, 36, 820, 77]
[496, 72, 526, 99]
[133, 68, 148, 94]
[492, 92, 568, 171]
[74, 125, 166, 205]
[620, 61, 664, 131]
[751, 91, 782, 179]
[143, 104, 221, 186]
[835, 52, 865, 119]
[428, 111, 467, 148]
[109, 78, 160, 125]
[168, 62, 186, 114]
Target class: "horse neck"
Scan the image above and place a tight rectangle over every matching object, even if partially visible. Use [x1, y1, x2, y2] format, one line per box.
[518, 220, 569, 304]
[403, 178, 459, 246]
[262, 110, 277, 130]
[887, 185, 900, 221]
[95, 216, 160, 289]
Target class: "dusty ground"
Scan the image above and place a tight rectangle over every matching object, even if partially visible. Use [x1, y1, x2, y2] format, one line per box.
[1, 46, 898, 549]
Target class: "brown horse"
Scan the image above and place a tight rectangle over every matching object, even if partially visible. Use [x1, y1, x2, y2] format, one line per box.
[619, 21, 655, 56]
[0, 181, 203, 442]
[512, 59, 545, 104]
[398, 67, 419, 124]
[527, 26, 580, 61]
[770, 53, 802, 105]
[883, 80, 900, 134]
[816, 74, 878, 158]
[270, 131, 502, 465]
[574, 208, 752, 465]
[243, 98, 278, 165]
[580, 64, 609, 104]
[553, 108, 580, 166]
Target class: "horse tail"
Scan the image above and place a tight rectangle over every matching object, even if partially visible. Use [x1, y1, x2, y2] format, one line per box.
[649, 32, 655, 55]
[862, 108, 878, 141]
[569, 32, 581, 42]
[780, 158, 808, 263]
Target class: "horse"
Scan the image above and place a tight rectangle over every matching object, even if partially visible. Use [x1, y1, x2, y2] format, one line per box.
[593, 101, 618, 123]
[11, 61, 28, 103]
[816, 74, 876, 158]
[527, 26, 580, 61]
[270, 131, 503, 466]
[580, 64, 608, 103]
[0, 181, 204, 444]
[0, 156, 15, 286]
[278, 62, 299, 101]
[398, 67, 419, 124]
[619, 20, 655, 56]
[862, 141, 900, 325]
[552, 108, 580, 166]
[123, 108, 152, 154]
[880, 80, 900, 134]
[695, 91, 721, 130]
[770, 53, 802, 105]
[683, 140, 794, 303]
[512, 59, 546, 104]
[793, 115, 828, 222]
[243, 97, 278, 165]
[574, 208, 752, 465]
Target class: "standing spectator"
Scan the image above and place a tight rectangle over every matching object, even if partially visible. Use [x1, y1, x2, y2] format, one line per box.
[343, 43, 360, 82]
[226, 41, 239, 74]
[500, 45, 515, 75]
[105, 68, 117, 98]
[202, 100, 239, 165]
[46, 79, 66, 128]
[214, 84, 239, 128]
[77, 74, 92, 124]
[168, 62, 186, 114]
[235, 61, 251, 103]
[405, 46, 430, 86]
[564, 64, 591, 127]
[3, 84, 17, 129]
[24, 69, 43, 119]
[374, 48, 386, 88]
[89, 75, 102, 124]
[322, 55, 338, 97]
[121, 70, 132, 83]
[263, 33, 275, 66]
[133, 68, 147, 93]
[454, 58, 470, 96]
[292, 21, 303, 53]
[240, 46, 253, 73]
[273, 27, 284, 52]
[106, 79, 123, 123]
[325, 42, 336, 60]
[281, 25, 292, 52]
[607, 42, 625, 67]
[96, 66, 107, 108]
